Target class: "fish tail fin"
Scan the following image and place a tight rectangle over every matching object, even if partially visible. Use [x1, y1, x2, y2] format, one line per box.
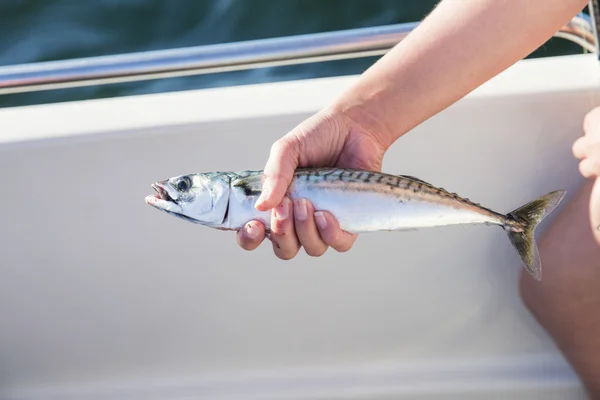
[505, 190, 566, 281]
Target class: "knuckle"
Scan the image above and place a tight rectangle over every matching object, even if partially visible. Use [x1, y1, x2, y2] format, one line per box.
[270, 139, 287, 155]
[236, 234, 251, 250]
[572, 137, 583, 150]
[592, 158, 600, 175]
[305, 246, 327, 257]
[241, 243, 259, 251]
[320, 229, 339, 244]
[584, 107, 600, 133]
[332, 235, 357, 253]
[276, 252, 295, 261]
[320, 229, 351, 253]
[579, 161, 592, 177]
[332, 240, 352, 253]
[275, 244, 297, 260]
[272, 236, 299, 260]
[245, 238, 263, 250]
[334, 243, 352, 253]
[270, 136, 299, 158]
[239, 241, 253, 250]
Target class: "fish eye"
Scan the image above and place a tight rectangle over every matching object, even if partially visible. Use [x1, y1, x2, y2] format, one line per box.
[176, 177, 192, 191]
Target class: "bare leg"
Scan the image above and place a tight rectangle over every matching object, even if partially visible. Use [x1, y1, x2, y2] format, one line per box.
[520, 179, 600, 397]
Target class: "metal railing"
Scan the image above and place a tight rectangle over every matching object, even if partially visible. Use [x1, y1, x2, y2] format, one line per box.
[0, 7, 597, 96]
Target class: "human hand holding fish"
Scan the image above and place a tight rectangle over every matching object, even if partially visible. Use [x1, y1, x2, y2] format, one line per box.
[235, 107, 388, 259]
[146, 107, 388, 260]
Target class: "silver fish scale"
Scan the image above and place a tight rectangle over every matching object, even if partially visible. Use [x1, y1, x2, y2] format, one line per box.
[296, 168, 495, 214]
[224, 167, 499, 218]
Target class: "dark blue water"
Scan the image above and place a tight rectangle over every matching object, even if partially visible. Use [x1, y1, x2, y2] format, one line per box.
[0, 1, 583, 108]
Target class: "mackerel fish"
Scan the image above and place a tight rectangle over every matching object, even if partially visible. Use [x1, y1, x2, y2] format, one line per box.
[145, 167, 566, 280]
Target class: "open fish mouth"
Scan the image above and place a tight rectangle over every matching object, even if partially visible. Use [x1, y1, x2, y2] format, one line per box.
[145, 183, 183, 214]
[151, 183, 172, 201]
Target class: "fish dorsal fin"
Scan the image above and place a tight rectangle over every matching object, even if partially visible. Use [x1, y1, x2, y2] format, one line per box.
[395, 173, 488, 210]
[398, 175, 434, 186]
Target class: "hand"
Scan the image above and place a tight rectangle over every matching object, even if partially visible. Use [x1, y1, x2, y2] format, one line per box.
[235, 106, 389, 259]
[573, 106, 600, 238]
[574, 107, 600, 179]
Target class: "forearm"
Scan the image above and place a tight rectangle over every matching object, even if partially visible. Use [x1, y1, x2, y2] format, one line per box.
[331, 0, 589, 148]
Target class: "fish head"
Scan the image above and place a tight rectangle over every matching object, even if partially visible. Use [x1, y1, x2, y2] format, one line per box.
[145, 173, 230, 226]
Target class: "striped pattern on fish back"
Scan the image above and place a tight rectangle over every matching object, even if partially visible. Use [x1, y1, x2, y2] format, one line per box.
[227, 167, 503, 219]
[291, 167, 503, 217]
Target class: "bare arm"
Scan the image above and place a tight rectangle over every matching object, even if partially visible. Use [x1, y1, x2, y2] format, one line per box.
[330, 0, 590, 149]
[255, 0, 589, 211]
[245, 0, 591, 254]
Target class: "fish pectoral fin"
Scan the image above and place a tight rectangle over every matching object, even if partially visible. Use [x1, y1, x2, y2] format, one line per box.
[232, 175, 263, 197]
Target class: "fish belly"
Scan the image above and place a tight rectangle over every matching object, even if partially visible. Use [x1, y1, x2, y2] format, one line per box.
[292, 186, 498, 233]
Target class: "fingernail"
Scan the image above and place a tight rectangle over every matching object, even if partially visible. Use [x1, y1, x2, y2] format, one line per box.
[315, 211, 327, 230]
[255, 180, 271, 208]
[246, 223, 260, 239]
[295, 198, 307, 221]
[256, 190, 269, 207]
[275, 198, 289, 220]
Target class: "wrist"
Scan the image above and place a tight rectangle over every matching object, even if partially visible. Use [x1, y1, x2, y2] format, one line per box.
[327, 43, 429, 150]
[327, 92, 398, 152]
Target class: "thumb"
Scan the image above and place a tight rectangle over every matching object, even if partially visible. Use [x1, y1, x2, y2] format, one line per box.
[255, 137, 300, 211]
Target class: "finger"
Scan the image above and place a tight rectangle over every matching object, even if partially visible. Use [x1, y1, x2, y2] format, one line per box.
[572, 136, 588, 159]
[314, 211, 357, 252]
[270, 197, 301, 260]
[583, 106, 600, 135]
[293, 198, 328, 257]
[236, 221, 266, 251]
[579, 157, 600, 178]
[255, 138, 300, 212]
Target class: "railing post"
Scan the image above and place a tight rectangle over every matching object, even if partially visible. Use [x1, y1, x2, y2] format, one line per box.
[590, 0, 600, 57]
